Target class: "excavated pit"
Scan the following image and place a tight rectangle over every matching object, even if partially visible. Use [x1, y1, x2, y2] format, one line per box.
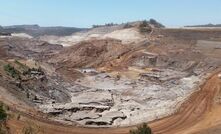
[36, 64, 206, 127]
[1, 27, 221, 128]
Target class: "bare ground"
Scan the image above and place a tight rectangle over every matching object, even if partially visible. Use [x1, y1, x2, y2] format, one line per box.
[0, 68, 220, 134]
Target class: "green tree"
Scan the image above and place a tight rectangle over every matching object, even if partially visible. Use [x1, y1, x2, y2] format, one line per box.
[130, 123, 152, 134]
[149, 19, 165, 28]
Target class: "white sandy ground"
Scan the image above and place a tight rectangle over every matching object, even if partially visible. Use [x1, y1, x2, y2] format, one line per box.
[39, 28, 144, 46]
[0, 33, 33, 39]
[39, 68, 202, 127]
[11, 33, 33, 38]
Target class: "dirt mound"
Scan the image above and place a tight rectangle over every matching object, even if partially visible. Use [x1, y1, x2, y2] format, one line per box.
[103, 28, 144, 44]
[39, 20, 159, 46]
[50, 39, 131, 68]
[39, 27, 145, 46]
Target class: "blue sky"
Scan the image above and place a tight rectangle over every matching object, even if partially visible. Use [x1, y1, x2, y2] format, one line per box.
[0, 0, 221, 27]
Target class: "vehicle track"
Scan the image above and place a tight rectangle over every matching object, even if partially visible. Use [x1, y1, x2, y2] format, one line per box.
[150, 69, 221, 134]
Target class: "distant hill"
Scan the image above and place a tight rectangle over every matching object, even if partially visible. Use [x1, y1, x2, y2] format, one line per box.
[92, 19, 165, 29]
[0, 24, 88, 37]
[0, 19, 164, 37]
[185, 23, 221, 27]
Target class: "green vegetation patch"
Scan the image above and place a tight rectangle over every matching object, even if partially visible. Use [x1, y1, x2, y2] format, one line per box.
[4, 64, 21, 80]
[130, 123, 152, 134]
[139, 20, 152, 33]
[0, 103, 7, 121]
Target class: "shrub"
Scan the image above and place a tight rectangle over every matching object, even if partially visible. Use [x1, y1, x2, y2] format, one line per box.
[4, 64, 21, 80]
[130, 123, 152, 134]
[14, 60, 29, 71]
[123, 23, 133, 29]
[0, 104, 7, 121]
[22, 124, 39, 134]
[140, 20, 149, 27]
[0, 124, 7, 134]
[22, 126, 35, 134]
[139, 20, 152, 33]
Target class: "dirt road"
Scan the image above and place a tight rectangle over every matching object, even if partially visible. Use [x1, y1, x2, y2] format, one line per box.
[1, 69, 221, 134]
[150, 69, 221, 134]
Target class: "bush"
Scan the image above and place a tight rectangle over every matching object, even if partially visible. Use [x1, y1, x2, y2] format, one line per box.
[4, 64, 21, 80]
[0, 124, 7, 134]
[139, 20, 152, 33]
[123, 23, 133, 29]
[140, 20, 149, 28]
[14, 60, 29, 70]
[22, 124, 39, 134]
[22, 126, 35, 134]
[92, 23, 116, 28]
[130, 123, 152, 134]
[0, 104, 7, 121]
